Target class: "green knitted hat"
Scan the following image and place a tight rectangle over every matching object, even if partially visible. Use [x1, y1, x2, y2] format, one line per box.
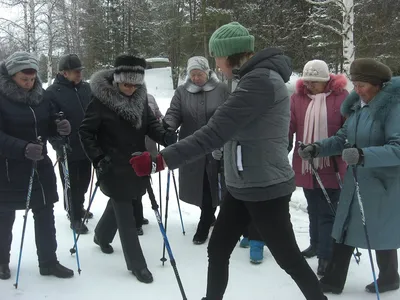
[209, 22, 255, 57]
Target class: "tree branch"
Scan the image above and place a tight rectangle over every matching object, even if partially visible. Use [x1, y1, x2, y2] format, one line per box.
[307, 18, 343, 36]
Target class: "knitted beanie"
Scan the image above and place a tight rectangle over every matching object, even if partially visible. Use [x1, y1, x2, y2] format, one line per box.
[187, 56, 210, 74]
[301, 60, 330, 82]
[209, 22, 255, 57]
[113, 54, 146, 85]
[350, 58, 392, 85]
[5, 51, 39, 76]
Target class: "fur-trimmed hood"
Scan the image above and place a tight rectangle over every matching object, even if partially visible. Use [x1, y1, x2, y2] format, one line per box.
[183, 71, 220, 93]
[340, 76, 400, 123]
[90, 69, 146, 129]
[0, 62, 43, 105]
[295, 74, 347, 96]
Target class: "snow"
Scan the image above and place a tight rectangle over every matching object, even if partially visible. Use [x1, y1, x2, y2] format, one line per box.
[2, 68, 399, 300]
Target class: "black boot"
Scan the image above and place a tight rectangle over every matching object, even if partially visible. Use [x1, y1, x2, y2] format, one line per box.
[132, 268, 153, 283]
[81, 208, 93, 219]
[142, 218, 149, 225]
[301, 245, 317, 258]
[0, 264, 11, 280]
[365, 249, 400, 293]
[317, 258, 329, 276]
[40, 262, 74, 278]
[70, 220, 89, 234]
[319, 242, 354, 294]
[193, 220, 211, 245]
[94, 235, 114, 254]
[137, 227, 144, 236]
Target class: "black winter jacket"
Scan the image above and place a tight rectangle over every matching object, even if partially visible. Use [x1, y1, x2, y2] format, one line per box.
[45, 74, 91, 162]
[79, 69, 168, 201]
[0, 63, 59, 210]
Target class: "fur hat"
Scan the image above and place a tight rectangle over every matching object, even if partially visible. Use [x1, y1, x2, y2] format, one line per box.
[301, 60, 330, 82]
[113, 54, 146, 85]
[350, 58, 392, 86]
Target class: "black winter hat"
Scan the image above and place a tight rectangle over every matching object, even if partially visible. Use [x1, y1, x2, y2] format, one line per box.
[350, 58, 392, 86]
[113, 54, 146, 85]
[58, 54, 84, 71]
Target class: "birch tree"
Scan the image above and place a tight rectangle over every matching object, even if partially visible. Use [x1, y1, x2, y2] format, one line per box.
[305, 0, 355, 74]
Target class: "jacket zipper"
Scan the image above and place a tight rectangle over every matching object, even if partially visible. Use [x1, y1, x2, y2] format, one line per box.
[5, 159, 10, 182]
[28, 106, 46, 205]
[75, 88, 85, 115]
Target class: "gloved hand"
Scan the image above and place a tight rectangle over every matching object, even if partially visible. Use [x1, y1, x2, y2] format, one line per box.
[298, 143, 319, 160]
[342, 148, 364, 165]
[164, 130, 178, 146]
[129, 152, 165, 177]
[56, 119, 71, 136]
[51, 136, 72, 154]
[212, 149, 223, 160]
[25, 143, 44, 161]
[95, 156, 112, 177]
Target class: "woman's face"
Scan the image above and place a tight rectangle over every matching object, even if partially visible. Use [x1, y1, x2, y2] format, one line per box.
[189, 70, 208, 86]
[12, 71, 36, 91]
[353, 81, 381, 103]
[118, 83, 138, 96]
[303, 81, 327, 95]
[215, 57, 232, 79]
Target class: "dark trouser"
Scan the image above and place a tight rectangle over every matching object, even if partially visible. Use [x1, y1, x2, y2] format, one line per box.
[95, 199, 147, 271]
[133, 196, 144, 228]
[0, 205, 57, 267]
[59, 159, 92, 221]
[242, 223, 262, 241]
[303, 188, 339, 260]
[200, 172, 216, 226]
[206, 192, 326, 300]
[323, 242, 399, 289]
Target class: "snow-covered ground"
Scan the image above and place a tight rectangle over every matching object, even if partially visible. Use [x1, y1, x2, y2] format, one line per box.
[2, 68, 399, 300]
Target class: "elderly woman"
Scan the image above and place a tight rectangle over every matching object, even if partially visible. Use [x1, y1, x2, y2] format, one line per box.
[163, 56, 229, 245]
[0, 51, 73, 280]
[289, 59, 348, 276]
[299, 58, 400, 294]
[79, 54, 176, 283]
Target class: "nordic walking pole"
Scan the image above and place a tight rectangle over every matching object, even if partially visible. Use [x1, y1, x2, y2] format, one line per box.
[161, 170, 171, 265]
[171, 170, 185, 235]
[158, 143, 162, 222]
[146, 178, 188, 300]
[58, 112, 81, 274]
[14, 137, 41, 289]
[299, 141, 362, 264]
[70, 182, 100, 254]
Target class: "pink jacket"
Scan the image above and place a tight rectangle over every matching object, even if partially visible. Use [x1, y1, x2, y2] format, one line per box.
[289, 74, 348, 189]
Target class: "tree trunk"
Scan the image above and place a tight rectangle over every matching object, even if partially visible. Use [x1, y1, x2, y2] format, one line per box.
[201, 0, 207, 58]
[29, 0, 36, 54]
[47, 1, 54, 84]
[23, 0, 30, 51]
[342, 0, 355, 75]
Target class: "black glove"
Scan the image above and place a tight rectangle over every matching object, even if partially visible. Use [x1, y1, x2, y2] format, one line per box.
[51, 136, 72, 154]
[164, 129, 178, 146]
[94, 156, 112, 177]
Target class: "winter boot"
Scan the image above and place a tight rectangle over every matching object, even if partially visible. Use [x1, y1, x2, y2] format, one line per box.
[0, 264, 11, 280]
[365, 278, 400, 293]
[137, 227, 144, 236]
[132, 267, 153, 283]
[301, 245, 317, 258]
[239, 237, 250, 248]
[250, 240, 264, 264]
[94, 235, 114, 254]
[317, 258, 329, 276]
[40, 262, 74, 278]
[70, 220, 89, 234]
[193, 220, 212, 245]
[142, 218, 149, 225]
[81, 208, 93, 219]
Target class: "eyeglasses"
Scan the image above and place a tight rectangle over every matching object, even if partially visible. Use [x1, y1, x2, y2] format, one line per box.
[122, 83, 141, 89]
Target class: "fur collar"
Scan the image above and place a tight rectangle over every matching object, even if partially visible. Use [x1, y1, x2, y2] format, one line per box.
[0, 62, 43, 105]
[90, 69, 146, 129]
[295, 74, 347, 96]
[184, 71, 220, 93]
[341, 77, 400, 123]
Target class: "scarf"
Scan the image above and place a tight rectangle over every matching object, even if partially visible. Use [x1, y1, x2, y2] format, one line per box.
[302, 92, 331, 174]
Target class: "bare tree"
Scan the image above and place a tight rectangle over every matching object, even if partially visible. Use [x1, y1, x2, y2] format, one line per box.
[305, 0, 355, 74]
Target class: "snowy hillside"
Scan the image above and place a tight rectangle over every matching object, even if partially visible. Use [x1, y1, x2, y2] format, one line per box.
[1, 68, 398, 300]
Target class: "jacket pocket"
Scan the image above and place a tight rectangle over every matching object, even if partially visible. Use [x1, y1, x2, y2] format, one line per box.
[229, 141, 241, 179]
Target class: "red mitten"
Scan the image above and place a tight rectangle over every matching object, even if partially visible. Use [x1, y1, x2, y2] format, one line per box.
[129, 152, 165, 176]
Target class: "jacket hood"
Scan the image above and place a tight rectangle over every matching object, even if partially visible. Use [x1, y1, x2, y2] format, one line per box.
[0, 62, 43, 105]
[90, 69, 146, 129]
[295, 74, 348, 96]
[238, 48, 292, 83]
